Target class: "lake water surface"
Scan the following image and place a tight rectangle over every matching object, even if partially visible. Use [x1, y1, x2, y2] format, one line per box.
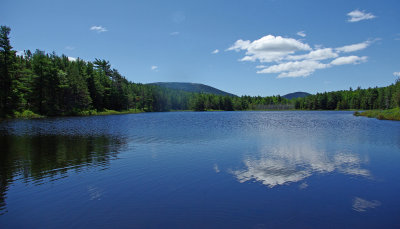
[1, 111, 400, 228]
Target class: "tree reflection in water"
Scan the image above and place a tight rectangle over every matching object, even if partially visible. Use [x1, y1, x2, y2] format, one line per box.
[0, 134, 125, 214]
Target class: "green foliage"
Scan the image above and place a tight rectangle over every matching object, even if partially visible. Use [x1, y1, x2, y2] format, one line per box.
[294, 81, 400, 111]
[1, 25, 400, 119]
[1, 26, 182, 117]
[14, 110, 43, 119]
[0, 25, 17, 116]
[356, 108, 400, 121]
[75, 109, 143, 116]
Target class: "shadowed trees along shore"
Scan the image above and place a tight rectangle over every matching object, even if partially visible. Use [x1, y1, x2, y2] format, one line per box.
[1, 25, 400, 117]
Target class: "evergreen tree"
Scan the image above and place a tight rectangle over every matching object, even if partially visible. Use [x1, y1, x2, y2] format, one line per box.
[0, 26, 15, 116]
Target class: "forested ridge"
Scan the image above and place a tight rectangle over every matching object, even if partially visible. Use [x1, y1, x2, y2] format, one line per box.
[148, 82, 236, 97]
[1, 25, 400, 118]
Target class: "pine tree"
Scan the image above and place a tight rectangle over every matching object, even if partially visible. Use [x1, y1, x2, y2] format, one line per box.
[0, 26, 15, 116]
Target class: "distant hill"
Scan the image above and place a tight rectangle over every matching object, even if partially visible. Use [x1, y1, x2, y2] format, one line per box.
[148, 82, 236, 97]
[282, 92, 311, 100]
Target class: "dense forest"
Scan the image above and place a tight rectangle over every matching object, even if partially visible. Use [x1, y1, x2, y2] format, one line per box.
[1, 25, 400, 118]
[0, 25, 292, 117]
[293, 83, 400, 110]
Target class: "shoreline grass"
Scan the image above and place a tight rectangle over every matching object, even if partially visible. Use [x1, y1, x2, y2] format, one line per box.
[1, 109, 144, 121]
[13, 110, 45, 119]
[354, 108, 400, 121]
[5, 108, 400, 121]
[76, 109, 144, 116]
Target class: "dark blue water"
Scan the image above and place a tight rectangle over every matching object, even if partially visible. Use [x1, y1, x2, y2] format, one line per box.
[0, 111, 400, 228]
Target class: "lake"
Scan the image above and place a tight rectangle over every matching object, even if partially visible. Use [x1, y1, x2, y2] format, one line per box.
[0, 111, 400, 228]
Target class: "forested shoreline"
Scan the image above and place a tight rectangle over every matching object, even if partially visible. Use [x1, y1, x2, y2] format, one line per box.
[1, 25, 400, 119]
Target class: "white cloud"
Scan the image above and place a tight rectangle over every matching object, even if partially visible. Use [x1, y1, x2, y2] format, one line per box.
[347, 10, 376, 22]
[297, 31, 306, 37]
[212, 49, 219, 54]
[90, 25, 107, 33]
[226, 39, 251, 52]
[151, 65, 158, 71]
[16, 51, 24, 56]
[227, 35, 311, 63]
[330, 56, 367, 65]
[393, 72, 400, 77]
[227, 34, 374, 78]
[336, 40, 372, 53]
[286, 48, 338, 61]
[68, 57, 77, 61]
[257, 60, 329, 78]
[170, 31, 180, 36]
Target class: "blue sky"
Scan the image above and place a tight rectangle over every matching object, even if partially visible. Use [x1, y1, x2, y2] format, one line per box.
[3, 0, 400, 96]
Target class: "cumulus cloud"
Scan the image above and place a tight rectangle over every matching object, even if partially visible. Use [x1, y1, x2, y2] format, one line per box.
[297, 31, 306, 37]
[393, 72, 400, 77]
[90, 25, 107, 33]
[257, 60, 329, 78]
[68, 56, 77, 61]
[347, 10, 376, 22]
[227, 35, 311, 63]
[151, 65, 158, 71]
[330, 56, 367, 65]
[227, 34, 373, 78]
[227, 39, 251, 52]
[212, 49, 219, 54]
[336, 40, 372, 53]
[286, 48, 338, 61]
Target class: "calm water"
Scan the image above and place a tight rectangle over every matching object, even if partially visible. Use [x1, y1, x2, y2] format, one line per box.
[0, 111, 400, 228]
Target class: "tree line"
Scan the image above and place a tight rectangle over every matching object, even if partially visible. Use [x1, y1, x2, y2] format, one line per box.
[0, 25, 292, 117]
[1, 25, 400, 117]
[0, 26, 190, 116]
[293, 82, 400, 110]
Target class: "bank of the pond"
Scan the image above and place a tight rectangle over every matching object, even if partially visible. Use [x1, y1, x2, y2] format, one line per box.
[79, 109, 144, 116]
[1, 109, 145, 121]
[5, 109, 400, 121]
[354, 108, 400, 121]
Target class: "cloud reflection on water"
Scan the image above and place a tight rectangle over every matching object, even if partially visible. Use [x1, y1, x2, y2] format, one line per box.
[352, 197, 381, 212]
[87, 185, 104, 201]
[232, 144, 370, 188]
